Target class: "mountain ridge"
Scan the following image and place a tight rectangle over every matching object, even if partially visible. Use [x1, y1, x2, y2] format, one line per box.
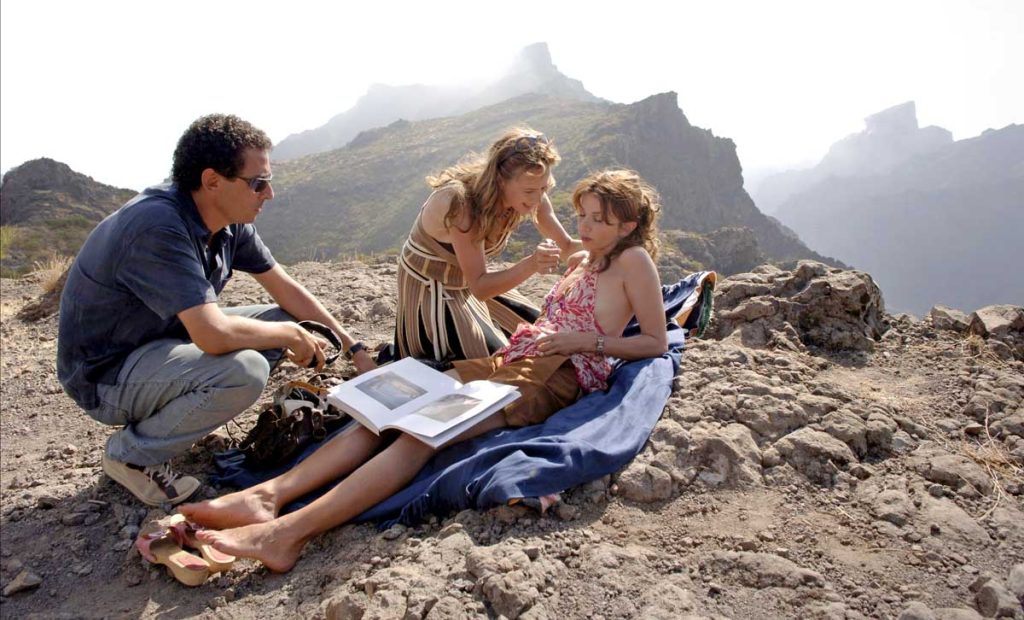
[273, 42, 602, 161]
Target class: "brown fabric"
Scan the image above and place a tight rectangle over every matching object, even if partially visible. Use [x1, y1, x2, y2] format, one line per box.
[452, 354, 581, 427]
[396, 208, 538, 361]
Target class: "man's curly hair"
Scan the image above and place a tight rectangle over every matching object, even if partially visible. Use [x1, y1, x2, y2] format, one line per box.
[171, 114, 272, 191]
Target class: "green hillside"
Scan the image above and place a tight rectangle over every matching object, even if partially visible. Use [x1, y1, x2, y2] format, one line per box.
[260, 93, 836, 270]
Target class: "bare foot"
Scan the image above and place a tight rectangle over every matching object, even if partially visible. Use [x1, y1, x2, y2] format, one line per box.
[179, 486, 277, 529]
[196, 522, 304, 573]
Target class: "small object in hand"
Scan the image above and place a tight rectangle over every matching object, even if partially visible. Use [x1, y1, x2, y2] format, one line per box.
[542, 238, 558, 273]
[298, 320, 342, 367]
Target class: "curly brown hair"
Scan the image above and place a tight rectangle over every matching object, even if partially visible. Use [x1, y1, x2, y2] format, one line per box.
[426, 127, 560, 244]
[572, 169, 661, 273]
[171, 114, 272, 191]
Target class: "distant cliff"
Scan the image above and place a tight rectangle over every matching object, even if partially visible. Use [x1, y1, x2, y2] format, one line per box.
[752, 102, 953, 215]
[258, 92, 837, 273]
[762, 103, 1024, 314]
[0, 158, 134, 276]
[273, 43, 602, 161]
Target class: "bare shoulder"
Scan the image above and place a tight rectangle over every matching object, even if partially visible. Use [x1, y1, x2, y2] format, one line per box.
[422, 187, 468, 231]
[614, 246, 656, 272]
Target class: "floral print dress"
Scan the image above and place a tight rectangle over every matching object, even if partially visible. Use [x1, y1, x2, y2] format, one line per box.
[500, 262, 612, 393]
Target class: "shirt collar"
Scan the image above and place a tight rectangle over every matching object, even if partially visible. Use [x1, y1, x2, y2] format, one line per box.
[171, 184, 234, 245]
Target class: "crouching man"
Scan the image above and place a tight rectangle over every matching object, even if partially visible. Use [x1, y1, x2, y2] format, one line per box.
[57, 114, 374, 506]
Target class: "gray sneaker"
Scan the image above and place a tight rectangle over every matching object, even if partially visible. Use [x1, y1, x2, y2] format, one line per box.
[102, 454, 200, 506]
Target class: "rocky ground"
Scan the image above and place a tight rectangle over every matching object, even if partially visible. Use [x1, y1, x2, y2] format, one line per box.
[1, 259, 1022, 619]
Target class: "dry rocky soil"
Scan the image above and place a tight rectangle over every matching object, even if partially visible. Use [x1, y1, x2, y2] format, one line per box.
[1, 259, 1022, 619]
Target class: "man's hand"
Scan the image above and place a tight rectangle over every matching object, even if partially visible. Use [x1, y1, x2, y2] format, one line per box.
[285, 323, 328, 371]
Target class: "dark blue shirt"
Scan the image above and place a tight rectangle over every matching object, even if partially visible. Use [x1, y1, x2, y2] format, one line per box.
[57, 183, 276, 410]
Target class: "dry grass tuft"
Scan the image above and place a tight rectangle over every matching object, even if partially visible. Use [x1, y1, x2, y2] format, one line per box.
[30, 253, 73, 294]
[961, 413, 1023, 519]
[0, 225, 16, 260]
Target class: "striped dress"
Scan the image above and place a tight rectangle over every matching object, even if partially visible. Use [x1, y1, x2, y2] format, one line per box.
[395, 213, 540, 361]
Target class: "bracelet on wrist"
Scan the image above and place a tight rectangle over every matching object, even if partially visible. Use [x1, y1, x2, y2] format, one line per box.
[344, 341, 367, 360]
[595, 334, 606, 355]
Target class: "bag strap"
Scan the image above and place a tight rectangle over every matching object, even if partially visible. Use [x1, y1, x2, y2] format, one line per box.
[297, 320, 342, 367]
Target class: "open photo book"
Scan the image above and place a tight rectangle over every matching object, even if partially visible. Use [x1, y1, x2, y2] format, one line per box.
[325, 358, 520, 449]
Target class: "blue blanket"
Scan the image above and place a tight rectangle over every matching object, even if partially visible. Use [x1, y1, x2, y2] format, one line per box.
[212, 271, 713, 528]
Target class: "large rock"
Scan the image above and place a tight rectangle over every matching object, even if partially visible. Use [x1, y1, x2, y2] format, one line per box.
[909, 448, 994, 495]
[976, 579, 1022, 618]
[708, 262, 887, 351]
[686, 423, 763, 487]
[705, 551, 825, 588]
[968, 305, 1024, 339]
[774, 427, 858, 484]
[1007, 563, 1024, 601]
[871, 489, 916, 526]
[917, 496, 992, 546]
[931, 305, 970, 332]
[967, 305, 1024, 360]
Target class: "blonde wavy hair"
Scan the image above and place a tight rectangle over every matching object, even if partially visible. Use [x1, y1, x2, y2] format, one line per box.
[427, 127, 560, 243]
[572, 169, 661, 273]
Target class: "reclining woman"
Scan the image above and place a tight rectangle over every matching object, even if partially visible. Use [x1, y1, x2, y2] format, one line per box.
[181, 169, 667, 573]
[388, 127, 579, 363]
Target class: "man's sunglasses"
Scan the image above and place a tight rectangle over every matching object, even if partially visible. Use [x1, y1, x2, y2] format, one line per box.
[234, 173, 273, 193]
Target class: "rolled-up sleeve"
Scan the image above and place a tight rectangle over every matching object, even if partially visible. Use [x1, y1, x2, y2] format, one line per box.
[117, 226, 216, 320]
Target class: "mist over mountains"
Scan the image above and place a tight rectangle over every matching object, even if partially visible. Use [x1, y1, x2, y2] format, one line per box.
[4, 45, 1018, 320]
[258, 91, 834, 275]
[273, 43, 601, 161]
[753, 102, 1023, 315]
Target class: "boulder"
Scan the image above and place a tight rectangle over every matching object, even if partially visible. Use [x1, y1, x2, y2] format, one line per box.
[930, 305, 970, 332]
[708, 261, 887, 351]
[686, 423, 763, 487]
[933, 609, 984, 620]
[617, 462, 674, 502]
[967, 305, 1024, 340]
[820, 410, 869, 456]
[1007, 563, 1024, 601]
[917, 496, 992, 546]
[976, 579, 1021, 618]
[898, 602, 937, 620]
[871, 489, 916, 526]
[910, 450, 993, 495]
[705, 551, 825, 588]
[774, 427, 858, 484]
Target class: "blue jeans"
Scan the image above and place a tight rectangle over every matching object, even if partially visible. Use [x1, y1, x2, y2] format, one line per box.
[87, 305, 292, 466]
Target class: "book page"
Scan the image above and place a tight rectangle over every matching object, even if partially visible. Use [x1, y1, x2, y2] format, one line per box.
[326, 358, 462, 431]
[391, 380, 518, 438]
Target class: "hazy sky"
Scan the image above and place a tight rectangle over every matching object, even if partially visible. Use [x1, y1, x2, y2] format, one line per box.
[2, 0, 1021, 191]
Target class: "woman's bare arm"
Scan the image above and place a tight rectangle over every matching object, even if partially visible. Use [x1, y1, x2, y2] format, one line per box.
[534, 194, 582, 259]
[535, 248, 667, 360]
[421, 191, 555, 300]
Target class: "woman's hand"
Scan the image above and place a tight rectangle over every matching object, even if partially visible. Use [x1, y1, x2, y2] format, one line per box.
[535, 329, 593, 356]
[531, 240, 560, 275]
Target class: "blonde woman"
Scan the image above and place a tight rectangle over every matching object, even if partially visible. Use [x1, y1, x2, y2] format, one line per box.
[392, 128, 579, 363]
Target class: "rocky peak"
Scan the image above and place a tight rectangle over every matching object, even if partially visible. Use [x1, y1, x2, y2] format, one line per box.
[818, 101, 952, 177]
[513, 42, 555, 74]
[864, 101, 919, 135]
[1, 158, 134, 227]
